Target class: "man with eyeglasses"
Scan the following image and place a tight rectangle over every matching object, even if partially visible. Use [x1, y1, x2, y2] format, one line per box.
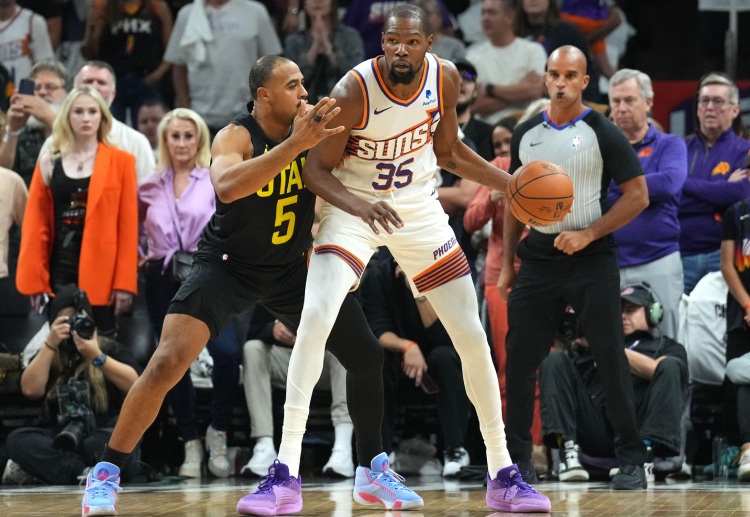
[679, 72, 750, 294]
[0, 59, 68, 187]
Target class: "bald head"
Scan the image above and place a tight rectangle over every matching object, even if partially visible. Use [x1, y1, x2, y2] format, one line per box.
[547, 45, 587, 74]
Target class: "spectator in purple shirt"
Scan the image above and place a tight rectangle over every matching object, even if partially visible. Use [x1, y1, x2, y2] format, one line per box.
[138, 108, 244, 479]
[680, 72, 750, 294]
[608, 69, 687, 339]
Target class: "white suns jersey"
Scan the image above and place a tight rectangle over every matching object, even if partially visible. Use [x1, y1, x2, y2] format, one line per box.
[333, 53, 444, 200]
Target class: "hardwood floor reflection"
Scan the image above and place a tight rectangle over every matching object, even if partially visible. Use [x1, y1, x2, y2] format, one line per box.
[2, 476, 749, 516]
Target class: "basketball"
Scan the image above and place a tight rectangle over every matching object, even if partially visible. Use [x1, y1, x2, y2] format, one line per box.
[505, 161, 574, 228]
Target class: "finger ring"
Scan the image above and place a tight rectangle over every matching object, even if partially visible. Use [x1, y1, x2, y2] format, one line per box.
[312, 113, 323, 123]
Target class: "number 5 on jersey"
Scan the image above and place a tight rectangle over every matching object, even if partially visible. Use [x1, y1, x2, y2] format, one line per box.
[273, 196, 297, 244]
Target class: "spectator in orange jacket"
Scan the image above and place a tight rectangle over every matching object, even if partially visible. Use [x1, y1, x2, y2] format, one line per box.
[17, 85, 138, 335]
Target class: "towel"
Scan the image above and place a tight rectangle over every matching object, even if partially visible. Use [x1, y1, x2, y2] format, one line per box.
[179, 0, 214, 65]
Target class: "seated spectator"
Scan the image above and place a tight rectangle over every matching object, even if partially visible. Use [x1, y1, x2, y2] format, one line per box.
[283, 0, 364, 104]
[489, 117, 516, 163]
[414, 0, 466, 62]
[454, 58, 494, 161]
[136, 98, 168, 159]
[81, 0, 173, 126]
[466, 0, 547, 125]
[559, 0, 620, 79]
[720, 197, 750, 482]
[437, 59, 488, 278]
[361, 250, 472, 478]
[18, 1, 62, 49]
[55, 0, 89, 78]
[0, 1, 54, 89]
[0, 166, 27, 280]
[680, 72, 750, 294]
[517, 0, 601, 102]
[1, 285, 141, 485]
[241, 306, 354, 478]
[0, 59, 69, 188]
[538, 284, 688, 482]
[608, 69, 687, 340]
[138, 107, 243, 478]
[16, 86, 138, 337]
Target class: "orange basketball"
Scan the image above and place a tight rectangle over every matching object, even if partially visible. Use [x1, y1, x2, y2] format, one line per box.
[505, 161, 574, 228]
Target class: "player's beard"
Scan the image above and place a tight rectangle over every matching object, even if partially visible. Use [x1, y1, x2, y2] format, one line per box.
[388, 61, 419, 85]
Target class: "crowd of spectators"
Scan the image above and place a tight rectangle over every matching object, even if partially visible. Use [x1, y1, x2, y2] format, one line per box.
[0, 0, 749, 489]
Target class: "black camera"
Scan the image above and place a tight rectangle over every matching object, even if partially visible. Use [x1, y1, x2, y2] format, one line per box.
[53, 378, 96, 452]
[66, 311, 96, 340]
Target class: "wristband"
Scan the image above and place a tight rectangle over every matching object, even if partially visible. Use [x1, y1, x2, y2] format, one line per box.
[402, 341, 416, 356]
[485, 84, 495, 98]
[287, 6, 299, 14]
[743, 301, 750, 311]
[44, 341, 56, 351]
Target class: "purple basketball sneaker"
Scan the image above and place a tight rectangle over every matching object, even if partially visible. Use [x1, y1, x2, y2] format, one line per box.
[236, 460, 302, 516]
[486, 464, 551, 513]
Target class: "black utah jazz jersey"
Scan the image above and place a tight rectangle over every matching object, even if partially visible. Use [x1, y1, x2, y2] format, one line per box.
[199, 109, 315, 267]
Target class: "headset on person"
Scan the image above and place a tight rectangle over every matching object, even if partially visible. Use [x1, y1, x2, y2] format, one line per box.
[625, 281, 664, 329]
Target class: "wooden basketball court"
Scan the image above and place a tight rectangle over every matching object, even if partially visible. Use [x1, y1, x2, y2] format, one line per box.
[2, 475, 749, 516]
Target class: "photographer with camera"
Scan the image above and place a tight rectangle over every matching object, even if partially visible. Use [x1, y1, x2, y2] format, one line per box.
[2, 285, 141, 485]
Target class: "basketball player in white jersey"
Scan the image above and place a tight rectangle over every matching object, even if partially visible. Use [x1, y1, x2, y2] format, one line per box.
[264, 4, 551, 513]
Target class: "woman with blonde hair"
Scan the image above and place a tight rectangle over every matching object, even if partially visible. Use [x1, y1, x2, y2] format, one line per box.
[17, 85, 138, 337]
[138, 108, 245, 478]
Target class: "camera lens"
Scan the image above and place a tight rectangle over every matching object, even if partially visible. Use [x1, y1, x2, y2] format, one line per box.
[53, 419, 86, 452]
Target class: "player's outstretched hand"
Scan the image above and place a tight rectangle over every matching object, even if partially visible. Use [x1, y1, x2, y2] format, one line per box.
[292, 97, 344, 150]
[354, 198, 404, 235]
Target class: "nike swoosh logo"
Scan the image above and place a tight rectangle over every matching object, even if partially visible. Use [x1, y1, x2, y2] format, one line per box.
[374, 107, 392, 115]
[530, 141, 543, 147]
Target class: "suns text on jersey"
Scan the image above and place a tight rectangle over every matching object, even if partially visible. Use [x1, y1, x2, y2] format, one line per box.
[352, 117, 434, 161]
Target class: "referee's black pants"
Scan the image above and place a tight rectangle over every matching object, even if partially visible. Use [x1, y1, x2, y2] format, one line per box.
[504, 231, 647, 467]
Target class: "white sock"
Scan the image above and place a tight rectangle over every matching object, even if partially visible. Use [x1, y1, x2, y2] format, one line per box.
[332, 422, 354, 451]
[255, 436, 274, 449]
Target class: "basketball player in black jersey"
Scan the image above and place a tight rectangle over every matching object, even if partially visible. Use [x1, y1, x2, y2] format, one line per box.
[81, 55, 422, 517]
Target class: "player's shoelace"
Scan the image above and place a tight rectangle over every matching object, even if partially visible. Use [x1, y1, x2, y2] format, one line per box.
[87, 477, 121, 499]
[256, 461, 284, 492]
[377, 468, 410, 491]
[501, 469, 539, 496]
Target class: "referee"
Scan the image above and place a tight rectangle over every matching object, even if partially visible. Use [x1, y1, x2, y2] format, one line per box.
[498, 46, 650, 489]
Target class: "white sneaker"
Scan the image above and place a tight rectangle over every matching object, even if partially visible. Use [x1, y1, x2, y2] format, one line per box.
[241, 440, 277, 477]
[644, 462, 655, 484]
[205, 425, 230, 478]
[739, 444, 750, 481]
[2, 459, 36, 485]
[558, 440, 589, 482]
[442, 447, 470, 477]
[323, 448, 355, 478]
[179, 439, 204, 478]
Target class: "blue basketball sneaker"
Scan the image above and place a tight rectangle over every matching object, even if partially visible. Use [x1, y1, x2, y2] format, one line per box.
[81, 462, 121, 516]
[353, 452, 423, 510]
